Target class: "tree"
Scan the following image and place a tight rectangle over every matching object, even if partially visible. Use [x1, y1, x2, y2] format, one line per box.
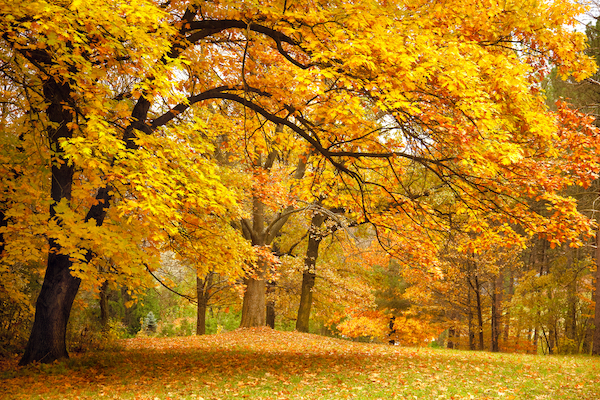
[1, 0, 598, 364]
[545, 15, 600, 354]
[238, 152, 305, 327]
[295, 206, 327, 332]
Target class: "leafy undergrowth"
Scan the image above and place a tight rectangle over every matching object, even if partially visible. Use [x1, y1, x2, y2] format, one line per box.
[1, 328, 599, 399]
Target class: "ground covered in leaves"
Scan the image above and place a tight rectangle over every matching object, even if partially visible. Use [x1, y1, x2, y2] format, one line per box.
[1, 327, 599, 399]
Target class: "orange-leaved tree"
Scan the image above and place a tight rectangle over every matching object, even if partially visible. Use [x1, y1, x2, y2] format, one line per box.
[1, 0, 598, 364]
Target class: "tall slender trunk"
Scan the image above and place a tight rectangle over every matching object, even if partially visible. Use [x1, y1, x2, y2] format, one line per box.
[266, 279, 276, 329]
[99, 280, 109, 330]
[592, 230, 600, 355]
[120, 287, 135, 330]
[266, 300, 276, 329]
[490, 275, 501, 352]
[474, 275, 484, 351]
[20, 78, 78, 365]
[503, 269, 514, 342]
[566, 250, 578, 352]
[196, 273, 213, 335]
[467, 279, 475, 350]
[296, 210, 326, 332]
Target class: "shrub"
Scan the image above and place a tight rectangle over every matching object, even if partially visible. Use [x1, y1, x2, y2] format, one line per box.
[144, 311, 158, 333]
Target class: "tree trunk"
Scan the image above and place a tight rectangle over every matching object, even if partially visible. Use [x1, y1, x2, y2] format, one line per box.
[491, 276, 500, 352]
[265, 279, 276, 329]
[490, 284, 500, 352]
[99, 280, 109, 330]
[296, 210, 326, 332]
[120, 286, 136, 331]
[266, 300, 275, 329]
[474, 275, 484, 351]
[240, 272, 266, 327]
[196, 273, 213, 335]
[467, 281, 475, 350]
[592, 230, 600, 355]
[19, 252, 81, 365]
[20, 78, 78, 365]
[239, 150, 305, 328]
[240, 194, 268, 328]
[447, 327, 456, 349]
[296, 271, 316, 332]
[503, 269, 514, 343]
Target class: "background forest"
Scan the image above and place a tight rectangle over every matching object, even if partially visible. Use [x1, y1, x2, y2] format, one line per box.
[3, 0, 600, 366]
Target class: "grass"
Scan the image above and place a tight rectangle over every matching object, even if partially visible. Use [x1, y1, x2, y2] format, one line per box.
[1, 327, 599, 399]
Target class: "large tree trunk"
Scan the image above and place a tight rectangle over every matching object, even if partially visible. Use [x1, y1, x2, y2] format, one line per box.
[240, 195, 268, 328]
[296, 210, 326, 332]
[240, 270, 267, 327]
[17, 42, 153, 364]
[592, 230, 600, 355]
[239, 149, 305, 328]
[19, 253, 81, 365]
[20, 78, 78, 365]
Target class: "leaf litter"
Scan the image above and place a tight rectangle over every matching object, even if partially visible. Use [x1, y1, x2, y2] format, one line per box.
[1, 327, 599, 399]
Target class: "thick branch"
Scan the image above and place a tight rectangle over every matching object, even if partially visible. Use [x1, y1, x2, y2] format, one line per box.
[184, 20, 309, 69]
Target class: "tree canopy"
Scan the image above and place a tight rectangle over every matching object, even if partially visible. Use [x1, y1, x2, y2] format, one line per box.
[1, 0, 599, 363]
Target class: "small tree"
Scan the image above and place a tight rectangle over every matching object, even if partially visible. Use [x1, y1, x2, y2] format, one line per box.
[144, 312, 157, 333]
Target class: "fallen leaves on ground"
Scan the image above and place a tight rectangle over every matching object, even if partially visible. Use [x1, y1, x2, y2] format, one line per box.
[1, 328, 599, 399]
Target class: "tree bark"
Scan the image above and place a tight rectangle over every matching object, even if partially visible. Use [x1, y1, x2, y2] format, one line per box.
[196, 273, 213, 335]
[266, 300, 275, 329]
[467, 284, 475, 350]
[466, 261, 475, 350]
[490, 276, 500, 352]
[239, 148, 306, 328]
[20, 78, 78, 365]
[296, 210, 326, 332]
[592, 230, 600, 355]
[474, 275, 484, 351]
[99, 280, 109, 330]
[240, 269, 267, 327]
[19, 252, 81, 365]
[296, 271, 316, 332]
[240, 195, 268, 328]
[196, 297, 207, 335]
[503, 269, 514, 343]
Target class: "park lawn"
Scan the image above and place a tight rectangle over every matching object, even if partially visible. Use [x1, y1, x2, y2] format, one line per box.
[1, 327, 599, 399]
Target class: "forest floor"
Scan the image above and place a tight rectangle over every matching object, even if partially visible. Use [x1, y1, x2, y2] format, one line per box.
[1, 327, 599, 399]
